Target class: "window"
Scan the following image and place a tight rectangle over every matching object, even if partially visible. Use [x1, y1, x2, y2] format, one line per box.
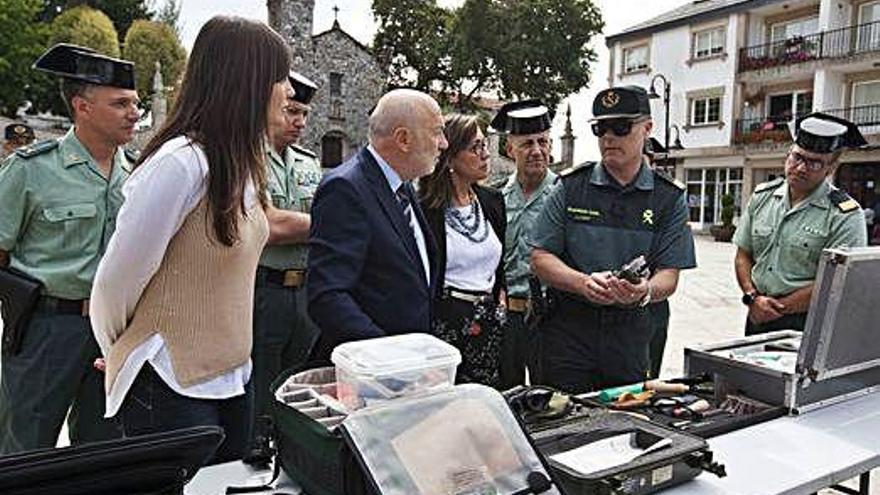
[691, 96, 722, 125]
[693, 27, 725, 59]
[622, 45, 649, 74]
[329, 72, 343, 96]
[321, 134, 343, 168]
[767, 91, 812, 122]
[857, 2, 880, 52]
[853, 80, 880, 107]
[770, 16, 818, 43]
[685, 168, 743, 226]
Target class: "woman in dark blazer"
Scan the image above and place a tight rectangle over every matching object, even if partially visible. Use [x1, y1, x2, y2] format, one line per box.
[419, 114, 507, 388]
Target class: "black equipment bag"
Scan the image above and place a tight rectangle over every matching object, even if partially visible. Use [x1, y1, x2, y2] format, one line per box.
[0, 426, 224, 495]
[270, 366, 372, 495]
[0, 266, 43, 356]
[527, 406, 725, 495]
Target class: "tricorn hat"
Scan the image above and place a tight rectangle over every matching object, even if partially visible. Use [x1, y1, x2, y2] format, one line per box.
[33, 43, 136, 90]
[489, 99, 553, 135]
[792, 112, 867, 154]
[288, 71, 319, 105]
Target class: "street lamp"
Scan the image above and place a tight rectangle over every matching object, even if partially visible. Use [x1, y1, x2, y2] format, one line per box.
[647, 73, 671, 152]
[669, 124, 684, 151]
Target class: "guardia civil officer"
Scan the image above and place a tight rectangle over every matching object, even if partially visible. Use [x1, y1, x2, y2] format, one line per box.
[530, 86, 696, 393]
[246, 71, 322, 463]
[0, 44, 138, 453]
[734, 113, 868, 335]
[2, 123, 36, 159]
[496, 100, 557, 388]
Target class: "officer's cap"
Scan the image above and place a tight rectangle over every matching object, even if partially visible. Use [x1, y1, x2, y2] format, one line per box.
[591, 86, 651, 122]
[792, 112, 867, 154]
[489, 99, 552, 135]
[33, 44, 136, 90]
[289, 71, 319, 105]
[5, 123, 35, 141]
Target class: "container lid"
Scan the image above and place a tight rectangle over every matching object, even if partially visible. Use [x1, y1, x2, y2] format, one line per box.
[798, 247, 880, 382]
[331, 333, 462, 377]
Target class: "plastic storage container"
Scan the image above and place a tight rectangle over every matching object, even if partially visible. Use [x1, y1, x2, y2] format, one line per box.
[331, 333, 462, 411]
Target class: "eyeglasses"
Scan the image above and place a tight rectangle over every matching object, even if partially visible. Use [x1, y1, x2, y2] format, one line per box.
[467, 139, 488, 155]
[787, 151, 827, 172]
[591, 119, 642, 138]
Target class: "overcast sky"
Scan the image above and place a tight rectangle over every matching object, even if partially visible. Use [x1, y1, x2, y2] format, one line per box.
[177, 0, 691, 163]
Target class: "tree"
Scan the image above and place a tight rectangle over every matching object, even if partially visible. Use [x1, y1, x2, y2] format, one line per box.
[156, 0, 182, 38]
[373, 0, 604, 111]
[50, 5, 120, 57]
[0, 0, 50, 117]
[41, 0, 154, 43]
[123, 19, 186, 102]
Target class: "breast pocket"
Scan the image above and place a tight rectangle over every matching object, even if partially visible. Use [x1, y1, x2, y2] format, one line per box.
[39, 203, 99, 250]
[784, 231, 826, 279]
[751, 225, 774, 256]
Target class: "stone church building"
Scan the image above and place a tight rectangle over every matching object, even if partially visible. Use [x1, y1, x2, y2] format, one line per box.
[268, 0, 384, 168]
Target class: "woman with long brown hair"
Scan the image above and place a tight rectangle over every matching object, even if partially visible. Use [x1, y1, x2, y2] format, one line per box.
[419, 114, 507, 388]
[89, 16, 291, 462]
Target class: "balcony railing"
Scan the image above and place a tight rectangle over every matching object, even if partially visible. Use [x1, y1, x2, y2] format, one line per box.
[739, 20, 880, 72]
[734, 104, 880, 144]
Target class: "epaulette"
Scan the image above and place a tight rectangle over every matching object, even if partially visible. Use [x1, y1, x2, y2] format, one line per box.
[558, 161, 595, 179]
[655, 169, 685, 191]
[828, 189, 860, 213]
[15, 139, 58, 159]
[753, 177, 784, 194]
[291, 144, 316, 159]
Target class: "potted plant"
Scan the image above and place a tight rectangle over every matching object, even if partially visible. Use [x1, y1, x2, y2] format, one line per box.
[710, 194, 737, 242]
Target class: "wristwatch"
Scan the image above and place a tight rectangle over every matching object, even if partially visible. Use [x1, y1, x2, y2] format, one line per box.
[638, 282, 653, 307]
[741, 290, 758, 306]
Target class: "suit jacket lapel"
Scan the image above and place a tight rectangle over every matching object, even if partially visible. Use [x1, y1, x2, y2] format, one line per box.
[360, 150, 424, 270]
[410, 196, 437, 292]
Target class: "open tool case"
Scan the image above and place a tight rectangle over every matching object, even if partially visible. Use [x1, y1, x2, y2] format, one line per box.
[685, 247, 880, 415]
[514, 392, 725, 495]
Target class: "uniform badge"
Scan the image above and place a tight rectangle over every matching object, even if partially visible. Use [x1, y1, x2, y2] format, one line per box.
[642, 209, 654, 225]
[601, 91, 620, 108]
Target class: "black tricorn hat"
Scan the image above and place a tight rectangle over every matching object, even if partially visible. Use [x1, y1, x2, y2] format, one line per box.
[793, 112, 867, 154]
[33, 44, 136, 90]
[5, 123, 35, 141]
[489, 99, 553, 135]
[289, 70, 319, 105]
[591, 86, 651, 122]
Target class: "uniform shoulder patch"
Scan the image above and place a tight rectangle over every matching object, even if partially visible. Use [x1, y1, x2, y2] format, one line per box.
[291, 144, 317, 159]
[15, 139, 58, 159]
[559, 161, 595, 179]
[828, 189, 860, 213]
[754, 177, 784, 194]
[655, 170, 685, 191]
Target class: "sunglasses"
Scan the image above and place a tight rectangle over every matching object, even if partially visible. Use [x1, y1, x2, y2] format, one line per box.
[591, 119, 644, 138]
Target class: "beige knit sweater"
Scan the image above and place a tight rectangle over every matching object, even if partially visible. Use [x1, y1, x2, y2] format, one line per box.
[106, 198, 269, 390]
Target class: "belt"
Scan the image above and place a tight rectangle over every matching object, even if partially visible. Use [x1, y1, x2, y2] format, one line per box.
[257, 266, 306, 288]
[36, 296, 90, 316]
[444, 288, 492, 304]
[508, 296, 529, 313]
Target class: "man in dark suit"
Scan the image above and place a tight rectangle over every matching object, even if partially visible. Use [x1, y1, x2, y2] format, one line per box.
[307, 89, 448, 362]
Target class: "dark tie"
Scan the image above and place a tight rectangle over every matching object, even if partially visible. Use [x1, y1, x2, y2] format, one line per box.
[396, 183, 413, 218]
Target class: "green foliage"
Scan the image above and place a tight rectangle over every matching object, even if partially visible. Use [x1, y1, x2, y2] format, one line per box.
[373, 0, 604, 110]
[50, 5, 120, 57]
[156, 0, 182, 38]
[0, 0, 50, 117]
[720, 193, 735, 227]
[123, 19, 186, 100]
[41, 0, 154, 43]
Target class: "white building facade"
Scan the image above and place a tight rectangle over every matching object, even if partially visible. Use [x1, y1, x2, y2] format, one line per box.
[606, 0, 880, 230]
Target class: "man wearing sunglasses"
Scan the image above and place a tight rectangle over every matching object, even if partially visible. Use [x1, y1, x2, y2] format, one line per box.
[734, 113, 867, 335]
[529, 86, 695, 393]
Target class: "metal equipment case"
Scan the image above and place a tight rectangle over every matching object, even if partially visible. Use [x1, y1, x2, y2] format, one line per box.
[685, 247, 880, 414]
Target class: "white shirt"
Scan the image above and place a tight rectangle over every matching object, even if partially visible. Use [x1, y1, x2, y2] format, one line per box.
[90, 136, 252, 418]
[444, 203, 503, 292]
[367, 145, 431, 284]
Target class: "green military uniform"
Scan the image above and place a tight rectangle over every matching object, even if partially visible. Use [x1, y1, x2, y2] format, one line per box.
[530, 161, 696, 393]
[734, 177, 867, 333]
[0, 129, 130, 453]
[501, 169, 557, 388]
[250, 144, 322, 443]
